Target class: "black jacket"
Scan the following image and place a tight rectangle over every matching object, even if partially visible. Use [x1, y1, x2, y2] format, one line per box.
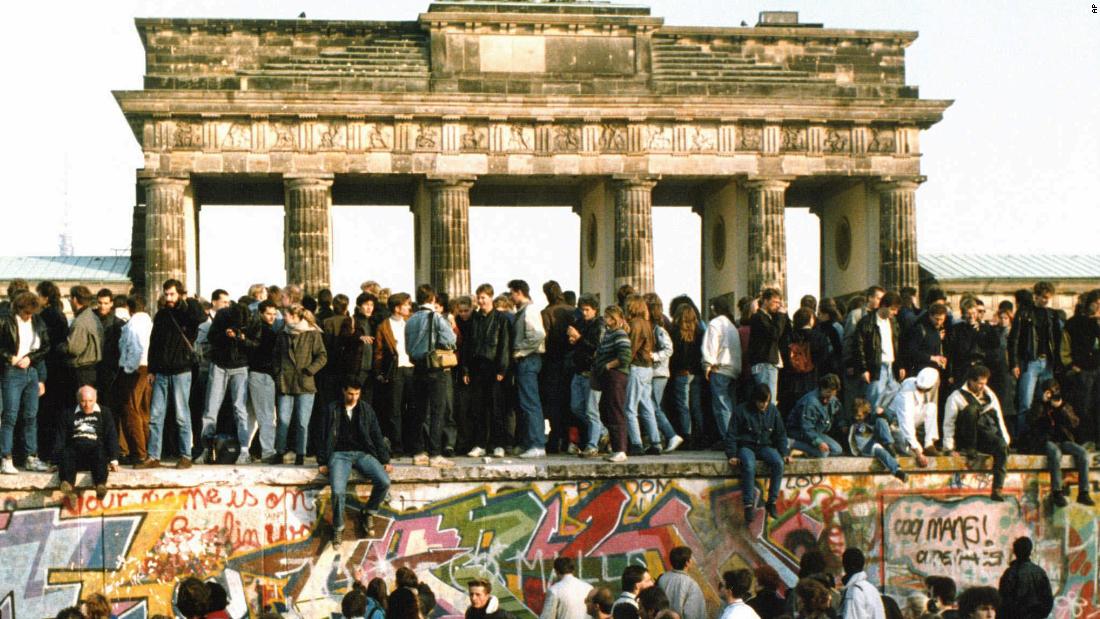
[1026, 400, 1080, 452]
[462, 309, 512, 377]
[208, 305, 251, 370]
[998, 559, 1054, 619]
[669, 324, 704, 375]
[244, 320, 278, 376]
[947, 321, 992, 382]
[348, 310, 375, 380]
[39, 306, 69, 366]
[52, 404, 121, 463]
[316, 399, 390, 466]
[148, 298, 207, 375]
[747, 310, 790, 366]
[849, 311, 900, 379]
[901, 314, 944, 375]
[1009, 304, 1062, 370]
[0, 313, 51, 375]
[572, 316, 606, 374]
[1064, 314, 1100, 371]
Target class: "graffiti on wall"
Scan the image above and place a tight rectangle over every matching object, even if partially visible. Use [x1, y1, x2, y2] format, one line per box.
[0, 470, 1094, 619]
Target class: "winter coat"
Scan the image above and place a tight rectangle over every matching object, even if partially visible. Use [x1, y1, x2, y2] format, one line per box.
[274, 324, 327, 395]
[148, 298, 206, 375]
[998, 559, 1054, 619]
[66, 307, 104, 369]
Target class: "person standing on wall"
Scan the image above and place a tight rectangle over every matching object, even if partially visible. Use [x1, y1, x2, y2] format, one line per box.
[141, 279, 206, 470]
[374, 292, 415, 457]
[747, 288, 790, 405]
[463, 284, 514, 459]
[116, 294, 152, 466]
[509, 280, 547, 459]
[703, 296, 742, 446]
[0, 291, 51, 473]
[65, 285, 104, 393]
[1009, 282, 1062, 433]
[404, 284, 457, 468]
[274, 304, 327, 466]
[1062, 291, 1100, 443]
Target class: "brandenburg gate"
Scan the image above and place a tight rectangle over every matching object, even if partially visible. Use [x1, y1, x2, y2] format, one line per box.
[115, 0, 950, 304]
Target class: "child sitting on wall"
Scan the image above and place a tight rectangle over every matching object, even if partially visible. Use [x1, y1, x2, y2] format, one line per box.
[848, 398, 908, 482]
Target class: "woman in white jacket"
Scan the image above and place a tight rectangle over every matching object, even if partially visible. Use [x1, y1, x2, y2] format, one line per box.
[703, 296, 742, 442]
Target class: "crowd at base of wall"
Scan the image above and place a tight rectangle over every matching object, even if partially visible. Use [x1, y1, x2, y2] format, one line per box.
[0, 455, 1098, 618]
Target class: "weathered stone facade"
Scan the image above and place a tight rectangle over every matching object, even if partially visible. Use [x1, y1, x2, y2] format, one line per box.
[116, 1, 950, 303]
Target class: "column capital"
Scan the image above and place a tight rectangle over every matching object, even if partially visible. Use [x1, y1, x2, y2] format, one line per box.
[138, 175, 189, 189]
[425, 175, 476, 189]
[284, 174, 334, 190]
[875, 176, 925, 192]
[611, 174, 659, 190]
[742, 176, 793, 191]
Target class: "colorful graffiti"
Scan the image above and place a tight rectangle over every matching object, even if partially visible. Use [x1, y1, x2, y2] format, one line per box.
[0, 468, 1094, 618]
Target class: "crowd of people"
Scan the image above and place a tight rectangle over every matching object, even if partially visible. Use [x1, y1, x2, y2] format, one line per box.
[1, 276, 1098, 517]
[49, 540, 1050, 618]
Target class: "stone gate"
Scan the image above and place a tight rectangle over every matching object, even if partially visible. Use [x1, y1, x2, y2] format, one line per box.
[115, 1, 950, 303]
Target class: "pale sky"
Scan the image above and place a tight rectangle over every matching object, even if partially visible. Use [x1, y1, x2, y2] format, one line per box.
[4, 1, 1098, 307]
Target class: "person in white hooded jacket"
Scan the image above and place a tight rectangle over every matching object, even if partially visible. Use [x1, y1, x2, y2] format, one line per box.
[702, 296, 742, 442]
[840, 548, 885, 619]
[540, 557, 594, 619]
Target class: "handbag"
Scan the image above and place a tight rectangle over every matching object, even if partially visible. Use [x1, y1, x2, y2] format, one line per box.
[423, 309, 458, 369]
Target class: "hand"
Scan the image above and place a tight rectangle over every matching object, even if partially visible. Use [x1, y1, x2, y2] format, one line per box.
[862, 371, 871, 384]
[384, 464, 394, 474]
[496, 374, 505, 382]
[38, 383, 46, 397]
[947, 450, 958, 457]
[818, 442, 830, 456]
[899, 368, 907, 380]
[148, 373, 156, 386]
[727, 457, 740, 467]
[15, 356, 30, 370]
[318, 465, 329, 476]
[360, 335, 374, 344]
[705, 367, 713, 381]
[932, 355, 947, 368]
[916, 452, 929, 468]
[462, 375, 470, 385]
[1013, 366, 1021, 379]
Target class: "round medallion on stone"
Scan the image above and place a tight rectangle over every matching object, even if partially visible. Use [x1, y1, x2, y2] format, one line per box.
[836, 216, 852, 271]
[586, 213, 598, 268]
[712, 216, 726, 269]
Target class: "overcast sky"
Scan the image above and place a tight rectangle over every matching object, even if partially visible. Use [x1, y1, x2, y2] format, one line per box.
[3, 1, 1097, 306]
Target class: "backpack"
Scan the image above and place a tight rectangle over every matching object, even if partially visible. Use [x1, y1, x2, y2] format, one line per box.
[789, 340, 814, 373]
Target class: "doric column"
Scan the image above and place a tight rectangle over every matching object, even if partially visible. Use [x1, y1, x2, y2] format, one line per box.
[613, 175, 658, 293]
[284, 175, 333, 295]
[745, 178, 790, 298]
[877, 177, 922, 293]
[141, 176, 189, 301]
[426, 176, 474, 298]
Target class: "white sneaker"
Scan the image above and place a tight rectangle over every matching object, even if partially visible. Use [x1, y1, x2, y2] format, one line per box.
[235, 453, 253, 465]
[605, 451, 627, 463]
[25, 455, 49, 472]
[1, 457, 17, 474]
[492, 447, 505, 458]
[430, 455, 455, 468]
[411, 452, 430, 466]
[467, 446, 486, 458]
[664, 435, 685, 453]
[518, 448, 546, 459]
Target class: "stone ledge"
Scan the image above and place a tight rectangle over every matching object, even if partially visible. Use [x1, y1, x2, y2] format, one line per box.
[0, 453, 1078, 491]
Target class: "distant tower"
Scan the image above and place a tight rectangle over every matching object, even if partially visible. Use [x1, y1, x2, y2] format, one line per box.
[58, 155, 74, 257]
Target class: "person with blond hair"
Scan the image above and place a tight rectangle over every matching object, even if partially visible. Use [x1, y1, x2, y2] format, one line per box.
[274, 303, 327, 465]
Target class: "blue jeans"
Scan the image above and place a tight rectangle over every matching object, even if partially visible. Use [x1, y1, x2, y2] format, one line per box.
[202, 365, 250, 448]
[750, 363, 779, 401]
[1045, 441, 1090, 494]
[1018, 359, 1053, 433]
[859, 417, 900, 474]
[652, 376, 679, 442]
[710, 372, 737, 440]
[248, 372, 276, 458]
[668, 374, 701, 439]
[1, 367, 40, 458]
[792, 434, 844, 457]
[276, 393, 315, 455]
[571, 374, 604, 449]
[626, 366, 658, 447]
[867, 362, 898, 408]
[515, 354, 545, 449]
[737, 446, 784, 508]
[149, 371, 193, 460]
[328, 451, 391, 532]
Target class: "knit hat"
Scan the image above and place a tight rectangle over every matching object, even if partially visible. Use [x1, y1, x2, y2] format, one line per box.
[916, 367, 939, 391]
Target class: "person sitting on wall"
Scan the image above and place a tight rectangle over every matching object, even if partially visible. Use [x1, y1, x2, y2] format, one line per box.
[53, 386, 119, 501]
[943, 365, 1011, 501]
[725, 383, 791, 525]
[317, 380, 392, 551]
[877, 367, 941, 468]
[848, 397, 907, 482]
[1022, 378, 1094, 507]
[788, 374, 845, 457]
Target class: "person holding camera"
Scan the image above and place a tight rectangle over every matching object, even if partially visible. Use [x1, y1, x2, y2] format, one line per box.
[199, 301, 252, 464]
[1024, 378, 1093, 508]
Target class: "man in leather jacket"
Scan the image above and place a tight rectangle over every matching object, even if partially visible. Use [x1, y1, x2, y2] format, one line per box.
[0, 291, 51, 473]
[1009, 282, 1062, 428]
[461, 284, 513, 458]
